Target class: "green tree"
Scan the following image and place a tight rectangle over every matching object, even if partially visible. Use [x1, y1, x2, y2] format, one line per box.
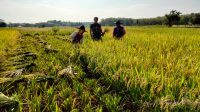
[191, 13, 200, 25]
[0, 19, 7, 27]
[165, 10, 182, 27]
[180, 15, 191, 26]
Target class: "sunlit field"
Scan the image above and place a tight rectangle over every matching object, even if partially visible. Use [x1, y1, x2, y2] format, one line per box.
[0, 27, 200, 111]
[0, 29, 20, 59]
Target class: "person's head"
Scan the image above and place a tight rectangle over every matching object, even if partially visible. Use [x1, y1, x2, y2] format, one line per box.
[77, 25, 87, 35]
[94, 17, 99, 23]
[115, 20, 122, 27]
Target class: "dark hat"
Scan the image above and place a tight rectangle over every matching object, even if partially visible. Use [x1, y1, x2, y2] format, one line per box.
[77, 25, 87, 32]
[115, 20, 122, 25]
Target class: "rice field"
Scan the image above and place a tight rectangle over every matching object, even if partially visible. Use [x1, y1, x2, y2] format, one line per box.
[0, 26, 200, 111]
[0, 29, 20, 61]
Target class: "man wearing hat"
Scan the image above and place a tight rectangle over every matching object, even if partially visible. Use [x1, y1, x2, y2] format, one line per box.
[90, 17, 105, 41]
[70, 25, 87, 44]
[113, 20, 126, 39]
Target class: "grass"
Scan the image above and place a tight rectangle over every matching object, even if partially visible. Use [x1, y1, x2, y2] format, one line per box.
[0, 27, 200, 111]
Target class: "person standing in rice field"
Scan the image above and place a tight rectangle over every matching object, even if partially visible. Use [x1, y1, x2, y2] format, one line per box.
[113, 20, 126, 39]
[70, 25, 87, 44]
[90, 17, 105, 41]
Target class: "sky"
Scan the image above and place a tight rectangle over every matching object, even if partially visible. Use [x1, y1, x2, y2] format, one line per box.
[0, 0, 200, 23]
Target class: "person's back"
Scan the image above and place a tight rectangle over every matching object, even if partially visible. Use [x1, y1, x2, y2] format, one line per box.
[90, 23, 102, 40]
[113, 25, 126, 39]
[71, 31, 84, 44]
[70, 25, 87, 44]
[90, 17, 104, 41]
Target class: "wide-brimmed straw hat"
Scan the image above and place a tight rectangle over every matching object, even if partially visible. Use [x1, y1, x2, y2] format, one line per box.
[76, 25, 87, 32]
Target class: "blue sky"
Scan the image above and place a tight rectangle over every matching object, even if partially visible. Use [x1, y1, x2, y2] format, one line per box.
[0, 0, 200, 23]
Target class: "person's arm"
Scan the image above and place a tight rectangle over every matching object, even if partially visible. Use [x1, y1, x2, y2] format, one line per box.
[100, 24, 105, 36]
[100, 24, 103, 33]
[70, 32, 77, 41]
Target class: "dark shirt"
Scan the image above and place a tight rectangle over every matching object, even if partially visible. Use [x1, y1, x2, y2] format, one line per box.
[72, 33, 83, 44]
[113, 26, 126, 38]
[90, 23, 102, 39]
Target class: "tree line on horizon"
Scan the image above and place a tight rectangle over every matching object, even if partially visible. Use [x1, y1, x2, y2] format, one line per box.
[0, 11, 200, 27]
[6, 20, 92, 28]
[0, 19, 7, 27]
[101, 11, 200, 27]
